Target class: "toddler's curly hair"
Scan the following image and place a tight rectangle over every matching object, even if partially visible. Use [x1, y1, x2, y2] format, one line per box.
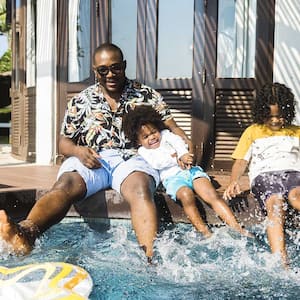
[122, 105, 167, 146]
[252, 82, 295, 124]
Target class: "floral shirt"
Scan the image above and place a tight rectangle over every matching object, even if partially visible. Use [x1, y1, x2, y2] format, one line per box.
[61, 78, 172, 158]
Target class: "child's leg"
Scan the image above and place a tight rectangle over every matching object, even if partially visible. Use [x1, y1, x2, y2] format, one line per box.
[265, 194, 288, 267]
[176, 186, 212, 237]
[288, 186, 300, 210]
[193, 178, 250, 236]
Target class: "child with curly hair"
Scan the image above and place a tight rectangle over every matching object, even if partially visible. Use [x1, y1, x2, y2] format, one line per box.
[223, 82, 300, 267]
[123, 105, 250, 238]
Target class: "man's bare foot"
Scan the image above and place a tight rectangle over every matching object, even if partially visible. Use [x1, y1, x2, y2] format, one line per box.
[0, 210, 33, 255]
[239, 228, 254, 238]
[202, 230, 213, 238]
[147, 256, 153, 265]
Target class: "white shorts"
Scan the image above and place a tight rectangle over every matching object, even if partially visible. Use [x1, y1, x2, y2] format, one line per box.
[57, 149, 160, 198]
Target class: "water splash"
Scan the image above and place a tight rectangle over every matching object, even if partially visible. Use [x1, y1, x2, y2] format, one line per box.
[0, 219, 299, 299]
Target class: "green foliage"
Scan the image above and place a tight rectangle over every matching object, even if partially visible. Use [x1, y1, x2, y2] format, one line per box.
[0, 48, 11, 73]
[0, 0, 10, 33]
[0, 1, 11, 73]
[0, 106, 11, 114]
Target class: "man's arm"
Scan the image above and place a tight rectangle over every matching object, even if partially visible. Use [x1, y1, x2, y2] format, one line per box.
[164, 118, 193, 152]
[59, 136, 101, 169]
[223, 159, 248, 200]
[164, 118, 194, 169]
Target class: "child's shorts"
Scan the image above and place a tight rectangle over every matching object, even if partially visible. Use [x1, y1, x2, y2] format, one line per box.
[251, 170, 300, 213]
[57, 149, 160, 198]
[163, 166, 210, 201]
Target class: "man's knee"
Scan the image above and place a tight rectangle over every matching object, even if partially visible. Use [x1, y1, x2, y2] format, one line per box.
[52, 171, 87, 199]
[121, 171, 155, 200]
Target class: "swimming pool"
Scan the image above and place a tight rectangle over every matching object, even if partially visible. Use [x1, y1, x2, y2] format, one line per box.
[1, 218, 299, 299]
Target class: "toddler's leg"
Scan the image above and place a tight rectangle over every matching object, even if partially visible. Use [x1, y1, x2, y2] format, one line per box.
[265, 194, 288, 268]
[176, 186, 212, 237]
[193, 178, 251, 237]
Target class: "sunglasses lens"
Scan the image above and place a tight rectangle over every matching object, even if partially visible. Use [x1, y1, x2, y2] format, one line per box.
[96, 61, 125, 76]
[97, 67, 109, 76]
[110, 64, 123, 73]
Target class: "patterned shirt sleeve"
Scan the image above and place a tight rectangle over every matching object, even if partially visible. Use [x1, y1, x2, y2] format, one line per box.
[60, 95, 84, 141]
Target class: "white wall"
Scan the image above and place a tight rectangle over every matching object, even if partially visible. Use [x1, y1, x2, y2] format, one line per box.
[36, 0, 57, 164]
[273, 0, 300, 125]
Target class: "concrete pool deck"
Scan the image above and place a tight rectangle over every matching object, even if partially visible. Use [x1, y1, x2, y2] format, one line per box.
[0, 148, 299, 228]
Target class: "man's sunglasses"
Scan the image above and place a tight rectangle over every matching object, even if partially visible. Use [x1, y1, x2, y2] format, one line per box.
[96, 61, 126, 76]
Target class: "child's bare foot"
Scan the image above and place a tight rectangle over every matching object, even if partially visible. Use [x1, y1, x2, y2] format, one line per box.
[0, 210, 33, 255]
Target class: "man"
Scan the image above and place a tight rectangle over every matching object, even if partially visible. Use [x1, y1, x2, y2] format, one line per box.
[0, 43, 191, 262]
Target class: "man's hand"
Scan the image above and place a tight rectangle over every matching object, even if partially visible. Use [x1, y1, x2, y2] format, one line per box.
[223, 181, 242, 200]
[76, 146, 102, 169]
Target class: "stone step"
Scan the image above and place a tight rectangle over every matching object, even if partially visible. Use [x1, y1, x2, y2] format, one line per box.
[0, 187, 270, 228]
[0, 173, 299, 229]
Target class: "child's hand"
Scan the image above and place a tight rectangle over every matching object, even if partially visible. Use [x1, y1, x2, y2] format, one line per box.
[178, 153, 194, 169]
[223, 182, 242, 200]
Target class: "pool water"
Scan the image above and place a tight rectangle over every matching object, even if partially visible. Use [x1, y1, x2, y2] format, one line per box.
[1, 218, 299, 299]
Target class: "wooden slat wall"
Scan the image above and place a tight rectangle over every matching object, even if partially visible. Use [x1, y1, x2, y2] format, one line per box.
[215, 89, 254, 161]
[160, 90, 192, 139]
[25, 91, 36, 161]
[11, 96, 21, 156]
[11, 93, 36, 162]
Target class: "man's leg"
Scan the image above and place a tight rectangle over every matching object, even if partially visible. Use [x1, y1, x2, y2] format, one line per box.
[0, 172, 86, 254]
[120, 171, 157, 260]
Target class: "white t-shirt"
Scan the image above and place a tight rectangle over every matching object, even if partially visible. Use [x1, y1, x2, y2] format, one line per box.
[232, 124, 300, 184]
[138, 129, 188, 181]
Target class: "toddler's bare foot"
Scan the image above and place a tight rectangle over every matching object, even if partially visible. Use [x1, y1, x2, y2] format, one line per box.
[0, 210, 34, 255]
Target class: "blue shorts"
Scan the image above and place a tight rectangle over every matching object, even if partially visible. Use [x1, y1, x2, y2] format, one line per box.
[251, 170, 300, 213]
[163, 166, 210, 201]
[57, 149, 160, 198]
